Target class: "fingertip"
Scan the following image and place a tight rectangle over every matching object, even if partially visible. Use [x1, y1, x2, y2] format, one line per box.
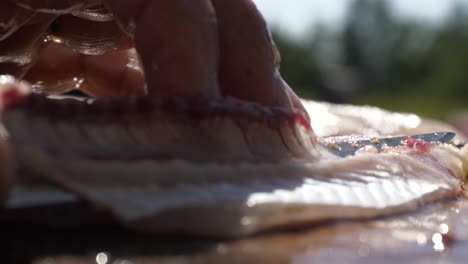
[0, 75, 31, 111]
[283, 79, 311, 122]
[213, 0, 291, 107]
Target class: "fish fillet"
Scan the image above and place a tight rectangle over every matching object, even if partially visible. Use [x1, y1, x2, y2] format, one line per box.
[0, 84, 465, 237]
[304, 100, 463, 139]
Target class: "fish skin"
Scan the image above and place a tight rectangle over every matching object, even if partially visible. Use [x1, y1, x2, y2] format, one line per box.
[0, 83, 465, 237]
[2, 93, 320, 163]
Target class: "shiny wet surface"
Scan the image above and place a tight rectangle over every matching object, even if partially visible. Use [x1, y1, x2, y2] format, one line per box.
[4, 190, 468, 264]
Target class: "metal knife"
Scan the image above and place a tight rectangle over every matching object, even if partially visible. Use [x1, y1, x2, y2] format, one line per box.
[322, 132, 456, 158]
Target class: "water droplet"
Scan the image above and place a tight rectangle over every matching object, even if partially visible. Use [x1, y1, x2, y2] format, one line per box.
[96, 252, 109, 264]
[434, 242, 445, 252]
[416, 234, 427, 245]
[49, 35, 64, 44]
[72, 77, 85, 90]
[241, 216, 254, 226]
[246, 199, 256, 207]
[43, 35, 54, 44]
[31, 81, 46, 93]
[432, 233, 445, 252]
[126, 55, 141, 71]
[439, 223, 449, 234]
[432, 233, 443, 244]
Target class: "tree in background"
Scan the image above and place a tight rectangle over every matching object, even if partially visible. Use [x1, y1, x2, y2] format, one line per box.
[343, 0, 403, 92]
[272, 31, 324, 100]
[271, 0, 468, 119]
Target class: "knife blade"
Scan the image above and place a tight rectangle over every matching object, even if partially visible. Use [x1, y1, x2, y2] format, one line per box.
[322, 132, 456, 158]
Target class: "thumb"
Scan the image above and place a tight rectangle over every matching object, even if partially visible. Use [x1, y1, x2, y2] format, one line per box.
[104, 0, 220, 98]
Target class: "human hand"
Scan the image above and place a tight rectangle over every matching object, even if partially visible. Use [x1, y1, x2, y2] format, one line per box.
[0, 0, 307, 112]
[0, 0, 311, 203]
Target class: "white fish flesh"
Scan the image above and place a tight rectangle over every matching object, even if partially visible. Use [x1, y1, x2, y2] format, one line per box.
[0, 83, 465, 237]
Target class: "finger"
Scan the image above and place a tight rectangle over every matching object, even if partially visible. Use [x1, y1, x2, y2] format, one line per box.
[0, 1, 34, 41]
[11, 0, 98, 14]
[51, 14, 132, 55]
[0, 13, 56, 78]
[72, 3, 114, 22]
[284, 80, 311, 122]
[81, 48, 145, 96]
[22, 42, 81, 94]
[105, 0, 220, 98]
[24, 42, 145, 96]
[211, 0, 292, 108]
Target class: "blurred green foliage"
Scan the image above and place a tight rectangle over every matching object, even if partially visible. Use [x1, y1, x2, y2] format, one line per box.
[273, 0, 468, 120]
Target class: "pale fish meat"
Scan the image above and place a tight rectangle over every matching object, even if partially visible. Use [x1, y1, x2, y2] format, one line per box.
[0, 82, 466, 237]
[304, 100, 464, 139]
